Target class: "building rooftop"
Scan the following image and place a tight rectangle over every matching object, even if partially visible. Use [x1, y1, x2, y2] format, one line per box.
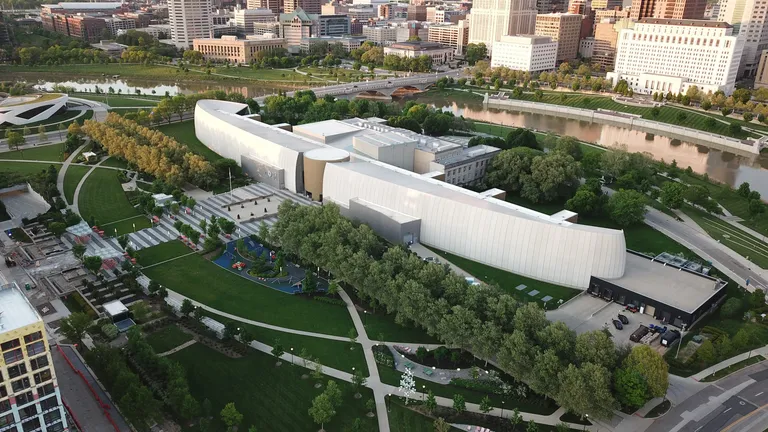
[437, 144, 500, 167]
[103, 299, 128, 318]
[498, 34, 556, 45]
[304, 147, 350, 161]
[42, 2, 122, 9]
[0, 283, 40, 333]
[388, 41, 448, 50]
[602, 252, 725, 313]
[638, 18, 730, 28]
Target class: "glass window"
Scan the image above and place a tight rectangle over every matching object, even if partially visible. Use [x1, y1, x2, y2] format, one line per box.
[26, 341, 45, 357]
[43, 409, 61, 425]
[0, 385, 6, 398]
[22, 417, 40, 432]
[18, 404, 37, 420]
[30, 355, 48, 371]
[38, 384, 55, 398]
[0, 413, 13, 427]
[1, 339, 20, 352]
[0, 399, 10, 413]
[8, 364, 28, 379]
[39, 396, 58, 412]
[12, 377, 31, 393]
[47, 421, 64, 432]
[3, 348, 23, 365]
[33, 370, 51, 385]
[16, 391, 33, 406]
[23, 332, 42, 345]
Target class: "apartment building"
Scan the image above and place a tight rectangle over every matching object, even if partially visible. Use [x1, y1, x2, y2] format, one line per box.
[579, 36, 594, 57]
[318, 14, 350, 36]
[193, 34, 287, 63]
[490, 35, 558, 71]
[534, 13, 582, 61]
[41, 2, 123, 15]
[594, 7, 630, 25]
[362, 25, 398, 43]
[607, 18, 742, 95]
[66, 16, 107, 42]
[537, 0, 568, 13]
[468, 0, 538, 52]
[426, 6, 467, 23]
[407, 4, 427, 20]
[169, 0, 213, 48]
[103, 17, 136, 37]
[379, 3, 408, 19]
[0, 283, 68, 432]
[234, 7, 275, 34]
[427, 20, 469, 55]
[247, 0, 281, 14]
[383, 41, 455, 64]
[718, 0, 768, 77]
[630, 0, 656, 19]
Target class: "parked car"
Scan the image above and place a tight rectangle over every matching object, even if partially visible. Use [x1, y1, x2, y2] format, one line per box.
[612, 320, 624, 330]
[618, 314, 629, 324]
[625, 304, 639, 313]
[423, 256, 440, 264]
[630, 325, 650, 342]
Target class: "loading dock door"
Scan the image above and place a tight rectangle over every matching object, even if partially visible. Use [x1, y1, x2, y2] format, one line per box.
[645, 305, 656, 318]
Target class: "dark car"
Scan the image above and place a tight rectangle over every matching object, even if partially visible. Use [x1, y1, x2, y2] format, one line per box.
[618, 314, 629, 325]
[612, 320, 623, 330]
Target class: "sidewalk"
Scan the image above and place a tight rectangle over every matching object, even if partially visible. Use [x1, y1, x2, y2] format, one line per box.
[690, 346, 768, 381]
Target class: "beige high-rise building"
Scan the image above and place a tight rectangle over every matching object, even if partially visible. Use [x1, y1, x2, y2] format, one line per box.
[428, 20, 470, 54]
[592, 17, 633, 70]
[756, 50, 768, 88]
[234, 6, 276, 34]
[468, 0, 538, 53]
[169, 0, 213, 48]
[594, 7, 629, 24]
[719, 0, 768, 77]
[247, 0, 281, 14]
[591, 0, 623, 9]
[284, 0, 321, 15]
[653, 0, 706, 19]
[630, 0, 656, 19]
[534, 13, 581, 61]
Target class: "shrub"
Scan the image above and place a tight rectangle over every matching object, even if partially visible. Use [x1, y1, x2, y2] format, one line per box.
[313, 296, 346, 306]
[102, 323, 119, 340]
[720, 297, 743, 318]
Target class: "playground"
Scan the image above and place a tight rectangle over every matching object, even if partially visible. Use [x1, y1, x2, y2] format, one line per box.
[213, 238, 327, 294]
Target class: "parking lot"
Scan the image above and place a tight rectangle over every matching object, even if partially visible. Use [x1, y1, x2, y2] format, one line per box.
[547, 293, 675, 350]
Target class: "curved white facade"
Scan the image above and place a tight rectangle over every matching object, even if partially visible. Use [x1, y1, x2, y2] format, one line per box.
[0, 94, 68, 126]
[323, 161, 626, 288]
[195, 100, 322, 192]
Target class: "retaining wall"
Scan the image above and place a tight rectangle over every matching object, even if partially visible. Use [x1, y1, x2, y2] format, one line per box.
[484, 96, 760, 156]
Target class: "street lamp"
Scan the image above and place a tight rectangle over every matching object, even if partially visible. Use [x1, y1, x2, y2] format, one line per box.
[583, 414, 589, 431]
[387, 394, 391, 412]
[291, 347, 294, 365]
[501, 400, 505, 418]
[422, 385, 426, 401]
[132, 223, 136, 233]
[675, 323, 688, 359]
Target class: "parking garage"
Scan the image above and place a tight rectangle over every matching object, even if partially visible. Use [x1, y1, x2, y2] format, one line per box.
[587, 251, 728, 328]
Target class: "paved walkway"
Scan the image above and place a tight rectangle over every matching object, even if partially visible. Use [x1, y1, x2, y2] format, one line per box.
[157, 339, 197, 357]
[691, 346, 768, 381]
[57, 141, 89, 205]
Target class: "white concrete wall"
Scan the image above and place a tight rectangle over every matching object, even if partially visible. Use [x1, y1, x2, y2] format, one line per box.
[0, 94, 68, 126]
[323, 162, 627, 288]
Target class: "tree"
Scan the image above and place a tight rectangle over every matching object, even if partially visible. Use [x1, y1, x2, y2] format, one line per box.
[614, 367, 648, 409]
[351, 370, 367, 397]
[181, 298, 195, 316]
[607, 189, 647, 227]
[749, 288, 766, 309]
[720, 297, 742, 318]
[575, 330, 616, 370]
[271, 339, 285, 365]
[465, 43, 488, 65]
[425, 390, 437, 414]
[302, 270, 318, 294]
[660, 182, 686, 209]
[696, 340, 716, 365]
[37, 124, 47, 143]
[732, 328, 754, 352]
[308, 393, 335, 431]
[83, 255, 103, 274]
[59, 311, 92, 347]
[72, 243, 87, 259]
[510, 408, 523, 431]
[554, 136, 583, 161]
[623, 345, 669, 398]
[365, 398, 376, 416]
[526, 421, 539, 432]
[479, 395, 493, 413]
[220, 402, 243, 432]
[684, 185, 709, 207]
[565, 189, 603, 216]
[452, 394, 466, 413]
[433, 418, 451, 432]
[738, 182, 752, 198]
[6, 131, 25, 151]
[117, 235, 129, 250]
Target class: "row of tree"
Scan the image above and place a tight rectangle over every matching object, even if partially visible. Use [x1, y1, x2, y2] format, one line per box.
[266, 201, 668, 418]
[151, 90, 260, 124]
[388, 101, 474, 136]
[82, 113, 216, 187]
[262, 90, 396, 125]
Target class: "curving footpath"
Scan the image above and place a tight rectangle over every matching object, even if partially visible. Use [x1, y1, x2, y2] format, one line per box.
[57, 141, 89, 206]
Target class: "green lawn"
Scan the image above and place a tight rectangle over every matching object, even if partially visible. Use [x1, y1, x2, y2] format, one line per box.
[377, 365, 557, 415]
[0, 144, 66, 162]
[142, 252, 355, 336]
[75, 95, 159, 107]
[202, 309, 368, 375]
[144, 325, 193, 353]
[483, 89, 756, 139]
[473, 121, 605, 156]
[138, 241, 193, 266]
[170, 342, 377, 431]
[63, 165, 90, 205]
[681, 205, 768, 269]
[0, 161, 60, 176]
[424, 246, 580, 308]
[100, 157, 130, 169]
[360, 311, 441, 344]
[156, 120, 222, 162]
[700, 355, 765, 382]
[99, 215, 153, 237]
[388, 401, 435, 432]
[78, 168, 147, 227]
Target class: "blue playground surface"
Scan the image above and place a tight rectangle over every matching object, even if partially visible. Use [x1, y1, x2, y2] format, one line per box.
[213, 238, 327, 294]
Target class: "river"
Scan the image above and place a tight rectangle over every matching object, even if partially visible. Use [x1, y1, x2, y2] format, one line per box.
[412, 92, 768, 198]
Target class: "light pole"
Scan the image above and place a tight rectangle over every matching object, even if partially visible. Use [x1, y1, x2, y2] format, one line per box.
[387, 394, 391, 412]
[501, 400, 505, 418]
[291, 347, 294, 365]
[675, 323, 688, 359]
[132, 223, 136, 233]
[583, 414, 589, 431]
[422, 385, 426, 401]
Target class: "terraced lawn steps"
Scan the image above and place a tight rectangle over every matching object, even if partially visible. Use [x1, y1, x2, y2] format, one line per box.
[142, 252, 356, 336]
[169, 342, 378, 431]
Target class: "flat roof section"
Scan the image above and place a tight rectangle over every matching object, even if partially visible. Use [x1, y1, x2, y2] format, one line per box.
[0, 283, 40, 333]
[602, 252, 723, 313]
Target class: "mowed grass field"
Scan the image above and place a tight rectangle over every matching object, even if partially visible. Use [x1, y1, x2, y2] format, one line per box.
[169, 343, 377, 432]
[141, 252, 355, 336]
[138, 241, 193, 267]
[0, 144, 66, 162]
[145, 325, 193, 353]
[156, 120, 222, 162]
[0, 161, 59, 176]
[62, 165, 90, 205]
[78, 168, 151, 230]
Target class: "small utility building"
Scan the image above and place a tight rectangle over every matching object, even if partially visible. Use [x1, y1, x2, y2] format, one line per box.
[588, 251, 727, 328]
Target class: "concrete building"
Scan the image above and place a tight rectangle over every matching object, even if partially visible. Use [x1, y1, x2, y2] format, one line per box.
[254, 21, 280, 35]
[579, 36, 594, 57]
[0, 93, 68, 126]
[490, 35, 558, 71]
[318, 14, 350, 36]
[41, 1, 123, 15]
[234, 6, 276, 34]
[468, 0, 538, 52]
[428, 20, 470, 55]
[534, 13, 582, 61]
[384, 41, 455, 64]
[718, 0, 768, 77]
[630, 0, 656, 20]
[591, 0, 623, 8]
[407, 4, 428, 21]
[537, 0, 568, 13]
[362, 25, 398, 43]
[379, 3, 408, 19]
[301, 35, 367, 53]
[592, 18, 633, 70]
[280, 8, 319, 51]
[756, 50, 768, 88]
[607, 18, 742, 95]
[0, 283, 69, 432]
[169, 0, 213, 48]
[91, 39, 129, 56]
[426, 6, 468, 23]
[247, 0, 281, 14]
[594, 7, 630, 25]
[193, 35, 286, 63]
[284, 0, 322, 14]
[103, 17, 136, 37]
[653, 0, 706, 19]
[348, 5, 378, 20]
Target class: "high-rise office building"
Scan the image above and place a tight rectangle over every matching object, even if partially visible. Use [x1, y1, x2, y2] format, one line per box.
[247, 0, 282, 15]
[234, 6, 276, 34]
[630, 0, 656, 19]
[718, 0, 768, 77]
[591, 0, 623, 9]
[0, 283, 69, 432]
[468, 0, 538, 52]
[537, 0, 567, 13]
[169, 0, 213, 48]
[535, 12, 582, 61]
[284, 0, 321, 15]
[653, 0, 706, 19]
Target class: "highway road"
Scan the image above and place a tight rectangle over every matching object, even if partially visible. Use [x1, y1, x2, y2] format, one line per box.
[649, 360, 768, 432]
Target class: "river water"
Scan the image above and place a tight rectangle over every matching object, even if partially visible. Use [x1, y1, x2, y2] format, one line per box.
[412, 92, 768, 197]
